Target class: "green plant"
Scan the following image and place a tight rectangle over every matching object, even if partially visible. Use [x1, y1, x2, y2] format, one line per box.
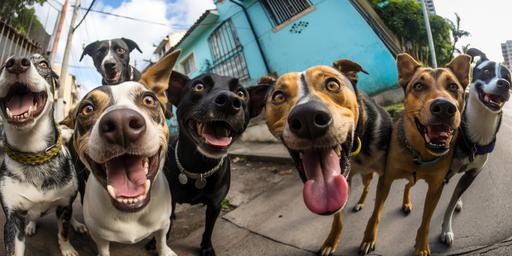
[0, 0, 47, 35]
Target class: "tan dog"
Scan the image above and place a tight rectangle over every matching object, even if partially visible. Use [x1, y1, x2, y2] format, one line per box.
[250, 61, 389, 255]
[360, 53, 471, 256]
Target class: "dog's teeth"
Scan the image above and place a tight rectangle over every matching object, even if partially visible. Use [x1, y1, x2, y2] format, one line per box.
[144, 179, 151, 194]
[334, 145, 342, 157]
[299, 153, 304, 160]
[107, 185, 116, 198]
[6, 107, 12, 118]
[116, 198, 123, 203]
[122, 199, 129, 204]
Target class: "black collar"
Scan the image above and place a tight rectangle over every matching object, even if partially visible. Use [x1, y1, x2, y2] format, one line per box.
[397, 117, 442, 166]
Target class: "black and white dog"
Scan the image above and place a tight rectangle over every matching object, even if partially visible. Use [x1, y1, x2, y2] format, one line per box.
[80, 38, 142, 85]
[0, 54, 87, 256]
[440, 48, 511, 246]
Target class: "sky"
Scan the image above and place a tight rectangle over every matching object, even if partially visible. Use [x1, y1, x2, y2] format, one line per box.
[33, 0, 508, 94]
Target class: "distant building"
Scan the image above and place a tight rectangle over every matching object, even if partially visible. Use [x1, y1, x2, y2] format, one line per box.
[502, 41, 512, 70]
[53, 64, 80, 116]
[417, 0, 436, 15]
[152, 32, 186, 61]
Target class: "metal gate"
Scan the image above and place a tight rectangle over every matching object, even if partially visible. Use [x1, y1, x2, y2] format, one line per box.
[0, 20, 42, 65]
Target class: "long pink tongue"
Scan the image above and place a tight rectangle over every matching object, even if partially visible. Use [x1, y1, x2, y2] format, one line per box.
[427, 125, 450, 140]
[6, 94, 33, 116]
[202, 126, 232, 148]
[106, 155, 147, 198]
[302, 148, 349, 215]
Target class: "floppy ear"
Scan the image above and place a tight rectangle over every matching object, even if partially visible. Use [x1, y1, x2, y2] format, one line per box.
[466, 48, 488, 63]
[121, 38, 142, 53]
[446, 54, 472, 89]
[248, 76, 274, 118]
[332, 58, 369, 85]
[397, 53, 421, 89]
[59, 105, 77, 129]
[80, 41, 99, 61]
[139, 49, 181, 116]
[168, 70, 190, 107]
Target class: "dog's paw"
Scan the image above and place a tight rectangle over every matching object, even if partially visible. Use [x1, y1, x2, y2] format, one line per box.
[414, 247, 431, 256]
[318, 245, 336, 256]
[455, 199, 463, 212]
[71, 218, 88, 234]
[402, 203, 412, 215]
[158, 246, 177, 256]
[353, 204, 364, 212]
[200, 247, 216, 256]
[359, 240, 376, 255]
[25, 221, 37, 236]
[440, 231, 454, 246]
[59, 240, 79, 256]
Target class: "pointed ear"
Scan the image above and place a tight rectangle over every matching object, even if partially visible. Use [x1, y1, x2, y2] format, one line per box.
[248, 76, 274, 118]
[466, 48, 487, 63]
[447, 54, 472, 89]
[121, 38, 142, 53]
[80, 41, 99, 61]
[332, 58, 368, 85]
[397, 53, 422, 89]
[139, 49, 181, 115]
[168, 70, 190, 107]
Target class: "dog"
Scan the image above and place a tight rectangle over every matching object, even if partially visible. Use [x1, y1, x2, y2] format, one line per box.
[80, 38, 142, 85]
[249, 62, 389, 255]
[66, 50, 181, 256]
[0, 54, 87, 256]
[359, 53, 471, 256]
[144, 70, 263, 256]
[439, 48, 511, 246]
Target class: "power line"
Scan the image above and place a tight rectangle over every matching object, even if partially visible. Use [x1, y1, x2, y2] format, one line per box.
[74, 0, 96, 31]
[78, 7, 171, 27]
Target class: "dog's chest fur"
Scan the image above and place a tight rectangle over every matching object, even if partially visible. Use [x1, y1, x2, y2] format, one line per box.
[0, 150, 77, 219]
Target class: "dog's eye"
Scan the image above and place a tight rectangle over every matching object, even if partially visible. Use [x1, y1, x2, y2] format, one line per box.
[412, 82, 424, 91]
[272, 91, 286, 104]
[325, 80, 341, 93]
[143, 95, 157, 107]
[447, 83, 459, 92]
[80, 104, 94, 116]
[38, 62, 48, 69]
[237, 89, 246, 100]
[116, 48, 126, 54]
[193, 83, 205, 92]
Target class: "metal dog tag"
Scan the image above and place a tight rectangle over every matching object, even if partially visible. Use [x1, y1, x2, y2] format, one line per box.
[195, 175, 207, 189]
[178, 173, 188, 185]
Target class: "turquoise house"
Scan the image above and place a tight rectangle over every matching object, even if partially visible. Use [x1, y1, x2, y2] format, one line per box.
[169, 0, 401, 94]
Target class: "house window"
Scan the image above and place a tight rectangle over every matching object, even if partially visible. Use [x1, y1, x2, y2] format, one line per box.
[180, 53, 196, 75]
[260, 0, 312, 25]
[208, 20, 250, 83]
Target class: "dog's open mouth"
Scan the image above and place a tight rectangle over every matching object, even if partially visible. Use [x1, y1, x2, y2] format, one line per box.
[415, 118, 454, 155]
[87, 149, 161, 212]
[477, 85, 506, 111]
[290, 144, 350, 215]
[189, 119, 234, 150]
[0, 83, 47, 125]
[104, 70, 122, 84]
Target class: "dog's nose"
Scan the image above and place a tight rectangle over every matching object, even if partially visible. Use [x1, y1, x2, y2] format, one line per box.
[99, 109, 146, 146]
[288, 100, 332, 139]
[5, 57, 30, 74]
[497, 79, 510, 90]
[430, 99, 456, 119]
[214, 92, 242, 114]
[103, 62, 117, 70]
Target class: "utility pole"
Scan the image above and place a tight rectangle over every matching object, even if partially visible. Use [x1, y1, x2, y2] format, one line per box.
[49, 0, 68, 65]
[56, 0, 80, 122]
[421, 0, 437, 68]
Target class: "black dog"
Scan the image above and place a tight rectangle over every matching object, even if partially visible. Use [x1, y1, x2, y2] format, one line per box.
[146, 72, 264, 256]
[80, 38, 142, 85]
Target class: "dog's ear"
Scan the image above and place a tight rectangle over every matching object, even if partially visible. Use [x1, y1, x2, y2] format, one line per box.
[447, 54, 472, 89]
[248, 76, 274, 118]
[140, 49, 181, 116]
[467, 48, 488, 63]
[397, 53, 421, 89]
[80, 41, 99, 62]
[121, 38, 143, 54]
[332, 58, 369, 85]
[168, 70, 190, 107]
[59, 105, 77, 129]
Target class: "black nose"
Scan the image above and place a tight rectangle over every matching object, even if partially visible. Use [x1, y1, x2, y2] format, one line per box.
[103, 62, 117, 71]
[288, 100, 332, 139]
[496, 79, 510, 90]
[99, 109, 146, 146]
[214, 92, 242, 114]
[5, 57, 30, 74]
[430, 99, 456, 120]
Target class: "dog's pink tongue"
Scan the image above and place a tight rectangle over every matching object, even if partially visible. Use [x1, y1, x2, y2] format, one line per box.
[302, 148, 349, 215]
[6, 94, 33, 116]
[106, 155, 147, 198]
[202, 126, 232, 148]
[427, 125, 450, 140]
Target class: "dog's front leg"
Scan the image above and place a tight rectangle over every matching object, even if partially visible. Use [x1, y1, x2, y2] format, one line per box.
[200, 203, 221, 256]
[155, 220, 177, 256]
[353, 173, 374, 212]
[440, 168, 481, 246]
[402, 179, 415, 214]
[3, 212, 26, 256]
[90, 232, 110, 256]
[319, 211, 344, 256]
[56, 205, 79, 256]
[415, 180, 444, 256]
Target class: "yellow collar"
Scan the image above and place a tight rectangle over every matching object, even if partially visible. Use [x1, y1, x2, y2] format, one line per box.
[4, 133, 63, 166]
[351, 137, 362, 157]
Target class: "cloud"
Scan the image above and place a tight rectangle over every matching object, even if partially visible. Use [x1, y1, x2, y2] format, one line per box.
[34, 0, 215, 93]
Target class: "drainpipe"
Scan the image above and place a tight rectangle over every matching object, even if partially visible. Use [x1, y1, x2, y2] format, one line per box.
[229, 0, 271, 74]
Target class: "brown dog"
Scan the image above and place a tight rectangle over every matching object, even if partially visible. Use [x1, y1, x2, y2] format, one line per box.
[250, 61, 390, 255]
[360, 53, 471, 256]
